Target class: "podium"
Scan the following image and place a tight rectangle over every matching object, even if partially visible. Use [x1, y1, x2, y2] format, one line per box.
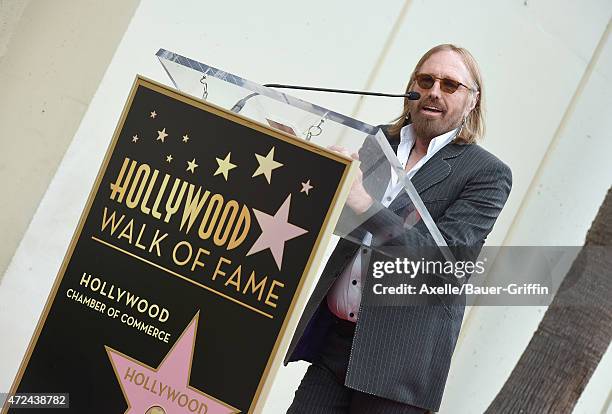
[3, 51, 449, 414]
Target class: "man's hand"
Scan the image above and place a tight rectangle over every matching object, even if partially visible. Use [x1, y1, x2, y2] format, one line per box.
[328, 145, 373, 215]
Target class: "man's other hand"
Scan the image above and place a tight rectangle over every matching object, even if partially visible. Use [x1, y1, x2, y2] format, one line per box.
[328, 145, 373, 215]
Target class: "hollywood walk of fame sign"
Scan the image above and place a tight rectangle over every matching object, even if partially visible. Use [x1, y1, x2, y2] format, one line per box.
[4, 76, 356, 413]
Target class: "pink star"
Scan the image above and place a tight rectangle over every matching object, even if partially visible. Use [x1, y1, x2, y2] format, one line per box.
[106, 314, 238, 414]
[247, 194, 308, 270]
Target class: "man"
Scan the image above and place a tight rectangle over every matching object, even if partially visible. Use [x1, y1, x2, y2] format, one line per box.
[284, 44, 512, 413]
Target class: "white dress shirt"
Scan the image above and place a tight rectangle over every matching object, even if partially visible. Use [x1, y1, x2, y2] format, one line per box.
[326, 124, 458, 322]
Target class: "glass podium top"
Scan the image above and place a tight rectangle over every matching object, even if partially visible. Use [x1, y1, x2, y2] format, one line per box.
[156, 48, 378, 143]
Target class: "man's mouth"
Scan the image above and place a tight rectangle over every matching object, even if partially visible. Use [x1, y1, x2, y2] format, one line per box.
[420, 105, 444, 116]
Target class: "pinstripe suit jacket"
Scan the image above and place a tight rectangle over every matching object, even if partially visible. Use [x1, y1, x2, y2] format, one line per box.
[283, 125, 512, 411]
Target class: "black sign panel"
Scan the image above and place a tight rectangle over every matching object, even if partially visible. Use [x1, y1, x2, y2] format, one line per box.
[5, 77, 353, 414]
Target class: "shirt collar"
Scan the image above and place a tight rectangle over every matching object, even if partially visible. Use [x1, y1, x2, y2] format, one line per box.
[399, 123, 458, 155]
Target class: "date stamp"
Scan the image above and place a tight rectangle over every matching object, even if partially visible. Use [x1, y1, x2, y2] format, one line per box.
[1, 393, 69, 409]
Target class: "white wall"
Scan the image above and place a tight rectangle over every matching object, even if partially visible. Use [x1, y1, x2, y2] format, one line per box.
[0, 0, 140, 279]
[447, 22, 612, 414]
[1, 0, 610, 412]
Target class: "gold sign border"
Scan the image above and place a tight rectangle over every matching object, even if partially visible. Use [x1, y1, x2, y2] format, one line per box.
[2, 75, 358, 414]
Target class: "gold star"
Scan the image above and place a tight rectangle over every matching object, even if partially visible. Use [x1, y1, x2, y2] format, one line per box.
[252, 147, 283, 183]
[182, 134, 190, 143]
[156, 128, 168, 142]
[300, 180, 313, 195]
[132, 135, 139, 143]
[214, 152, 237, 181]
[166, 154, 173, 163]
[150, 110, 157, 118]
[186, 158, 198, 173]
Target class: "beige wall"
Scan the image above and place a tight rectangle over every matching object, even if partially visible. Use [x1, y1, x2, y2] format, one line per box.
[0, 0, 140, 280]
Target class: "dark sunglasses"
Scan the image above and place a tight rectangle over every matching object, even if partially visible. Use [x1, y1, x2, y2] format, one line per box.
[414, 73, 477, 94]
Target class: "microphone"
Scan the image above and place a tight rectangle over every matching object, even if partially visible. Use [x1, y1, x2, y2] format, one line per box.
[230, 84, 420, 114]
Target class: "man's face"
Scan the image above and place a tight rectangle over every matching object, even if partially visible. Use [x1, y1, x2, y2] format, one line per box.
[408, 50, 477, 140]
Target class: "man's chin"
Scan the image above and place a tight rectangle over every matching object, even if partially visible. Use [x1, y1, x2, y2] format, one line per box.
[412, 119, 448, 140]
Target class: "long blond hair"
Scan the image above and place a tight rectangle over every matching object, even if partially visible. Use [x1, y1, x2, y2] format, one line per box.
[388, 44, 485, 143]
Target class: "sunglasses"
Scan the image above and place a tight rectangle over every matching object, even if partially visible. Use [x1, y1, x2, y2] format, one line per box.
[414, 73, 477, 94]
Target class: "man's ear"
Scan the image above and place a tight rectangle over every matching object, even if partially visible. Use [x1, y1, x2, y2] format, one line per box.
[469, 91, 479, 111]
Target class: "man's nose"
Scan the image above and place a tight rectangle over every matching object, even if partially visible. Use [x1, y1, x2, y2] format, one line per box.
[428, 79, 443, 98]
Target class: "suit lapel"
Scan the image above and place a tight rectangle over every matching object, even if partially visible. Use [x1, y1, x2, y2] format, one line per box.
[410, 143, 464, 192]
[387, 142, 468, 213]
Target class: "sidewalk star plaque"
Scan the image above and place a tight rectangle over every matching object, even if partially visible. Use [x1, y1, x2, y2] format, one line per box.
[4, 76, 355, 413]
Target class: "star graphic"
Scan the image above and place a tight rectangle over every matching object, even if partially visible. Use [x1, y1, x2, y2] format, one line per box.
[166, 154, 173, 163]
[106, 314, 239, 414]
[182, 134, 190, 143]
[150, 110, 157, 119]
[300, 180, 313, 195]
[252, 147, 283, 183]
[247, 194, 308, 270]
[186, 158, 198, 173]
[157, 128, 168, 143]
[214, 153, 237, 181]
[132, 135, 139, 143]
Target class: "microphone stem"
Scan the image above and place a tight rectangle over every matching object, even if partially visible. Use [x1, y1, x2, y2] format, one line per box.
[263, 84, 418, 99]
